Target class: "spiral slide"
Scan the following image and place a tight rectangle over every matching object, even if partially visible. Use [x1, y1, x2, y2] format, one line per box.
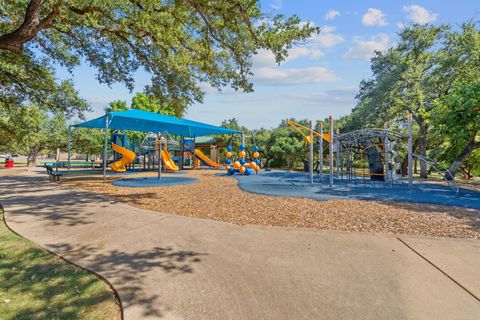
[193, 149, 223, 168]
[161, 149, 179, 171]
[111, 143, 136, 172]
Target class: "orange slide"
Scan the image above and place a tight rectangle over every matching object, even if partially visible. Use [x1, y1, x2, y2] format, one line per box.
[193, 149, 223, 168]
[111, 143, 136, 172]
[161, 148, 179, 171]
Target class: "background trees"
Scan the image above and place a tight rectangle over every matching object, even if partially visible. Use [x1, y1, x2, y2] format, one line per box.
[434, 82, 480, 177]
[0, 104, 68, 166]
[339, 22, 480, 179]
[0, 2, 478, 178]
[1, 1, 317, 164]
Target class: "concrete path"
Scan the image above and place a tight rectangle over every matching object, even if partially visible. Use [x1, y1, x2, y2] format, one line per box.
[1, 171, 479, 319]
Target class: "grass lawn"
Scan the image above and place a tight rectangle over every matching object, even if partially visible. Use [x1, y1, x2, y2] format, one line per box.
[0, 209, 121, 320]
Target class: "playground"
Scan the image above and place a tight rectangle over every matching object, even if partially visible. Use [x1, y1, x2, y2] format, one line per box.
[56, 169, 479, 239]
[2, 109, 480, 319]
[2, 108, 480, 320]
[35, 108, 476, 240]
[3, 2, 480, 318]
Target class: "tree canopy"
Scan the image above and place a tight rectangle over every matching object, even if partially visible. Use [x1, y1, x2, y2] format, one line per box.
[1, 0, 318, 115]
[339, 22, 480, 178]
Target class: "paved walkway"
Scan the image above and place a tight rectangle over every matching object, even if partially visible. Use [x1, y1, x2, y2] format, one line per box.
[1, 171, 479, 319]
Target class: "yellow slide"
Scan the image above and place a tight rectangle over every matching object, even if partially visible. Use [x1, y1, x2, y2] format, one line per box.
[193, 149, 223, 168]
[161, 148, 179, 171]
[111, 143, 136, 172]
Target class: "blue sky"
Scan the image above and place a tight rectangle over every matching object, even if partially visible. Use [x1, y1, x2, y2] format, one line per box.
[59, 0, 480, 129]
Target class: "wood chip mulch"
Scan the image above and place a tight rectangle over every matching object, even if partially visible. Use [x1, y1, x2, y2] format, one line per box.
[61, 170, 480, 239]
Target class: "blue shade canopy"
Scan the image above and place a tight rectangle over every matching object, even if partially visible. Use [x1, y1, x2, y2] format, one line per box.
[72, 109, 239, 136]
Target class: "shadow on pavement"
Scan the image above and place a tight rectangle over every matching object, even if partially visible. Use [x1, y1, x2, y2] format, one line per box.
[47, 242, 206, 318]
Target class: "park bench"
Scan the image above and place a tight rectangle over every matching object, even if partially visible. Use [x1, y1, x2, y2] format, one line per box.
[44, 165, 62, 181]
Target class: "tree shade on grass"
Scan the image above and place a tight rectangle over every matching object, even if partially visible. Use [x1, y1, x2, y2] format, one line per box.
[0, 209, 120, 320]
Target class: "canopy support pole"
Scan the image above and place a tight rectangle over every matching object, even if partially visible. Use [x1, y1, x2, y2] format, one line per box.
[384, 122, 390, 182]
[336, 129, 340, 177]
[407, 113, 413, 188]
[181, 136, 185, 170]
[103, 113, 109, 180]
[193, 135, 196, 169]
[329, 116, 334, 188]
[157, 133, 162, 180]
[67, 126, 72, 173]
[319, 121, 323, 185]
[309, 120, 314, 184]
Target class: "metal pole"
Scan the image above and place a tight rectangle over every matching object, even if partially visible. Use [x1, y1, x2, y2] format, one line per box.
[67, 126, 72, 173]
[384, 122, 389, 181]
[157, 133, 162, 180]
[102, 113, 109, 180]
[329, 116, 334, 187]
[335, 128, 340, 177]
[319, 121, 323, 185]
[407, 113, 413, 188]
[180, 136, 184, 170]
[309, 120, 314, 184]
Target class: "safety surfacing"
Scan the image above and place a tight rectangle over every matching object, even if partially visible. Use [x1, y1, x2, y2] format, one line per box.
[112, 176, 198, 188]
[234, 170, 480, 209]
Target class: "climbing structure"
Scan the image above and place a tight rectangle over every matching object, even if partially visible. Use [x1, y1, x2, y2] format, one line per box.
[225, 143, 260, 175]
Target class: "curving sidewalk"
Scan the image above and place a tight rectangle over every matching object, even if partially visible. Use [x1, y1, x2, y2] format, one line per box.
[1, 170, 479, 319]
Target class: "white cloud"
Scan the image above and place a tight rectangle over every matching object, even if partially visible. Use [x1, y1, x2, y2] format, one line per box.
[362, 8, 388, 27]
[325, 9, 341, 20]
[288, 47, 324, 60]
[343, 33, 390, 61]
[252, 25, 343, 68]
[248, 24, 343, 86]
[252, 49, 276, 68]
[270, 0, 282, 10]
[403, 5, 438, 24]
[253, 66, 339, 85]
[187, 87, 357, 129]
[288, 87, 357, 105]
[310, 26, 345, 48]
[397, 22, 405, 29]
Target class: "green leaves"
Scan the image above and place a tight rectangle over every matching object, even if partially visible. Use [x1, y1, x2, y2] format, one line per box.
[434, 82, 480, 152]
[340, 22, 480, 176]
[1, 0, 317, 116]
[0, 50, 89, 118]
[0, 104, 68, 155]
[131, 93, 176, 116]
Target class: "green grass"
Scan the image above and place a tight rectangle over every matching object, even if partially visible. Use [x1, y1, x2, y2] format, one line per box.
[0, 209, 120, 320]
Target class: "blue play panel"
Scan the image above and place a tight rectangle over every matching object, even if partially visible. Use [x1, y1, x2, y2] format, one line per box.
[112, 176, 198, 188]
[233, 170, 480, 209]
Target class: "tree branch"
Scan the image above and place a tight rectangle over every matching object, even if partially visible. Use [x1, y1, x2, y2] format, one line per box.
[0, 0, 60, 53]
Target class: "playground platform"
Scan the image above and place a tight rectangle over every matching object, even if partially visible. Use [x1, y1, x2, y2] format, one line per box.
[233, 170, 480, 210]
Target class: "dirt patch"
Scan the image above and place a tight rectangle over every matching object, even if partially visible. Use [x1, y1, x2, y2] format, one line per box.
[61, 170, 480, 239]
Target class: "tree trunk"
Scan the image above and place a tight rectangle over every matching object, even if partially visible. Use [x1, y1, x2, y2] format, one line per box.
[461, 167, 473, 180]
[27, 146, 41, 167]
[418, 121, 428, 178]
[0, 0, 60, 54]
[446, 133, 479, 180]
[263, 157, 271, 167]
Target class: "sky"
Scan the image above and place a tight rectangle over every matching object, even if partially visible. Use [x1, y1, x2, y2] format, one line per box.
[57, 0, 480, 129]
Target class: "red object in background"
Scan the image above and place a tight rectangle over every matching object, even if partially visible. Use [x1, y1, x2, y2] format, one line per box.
[5, 160, 14, 168]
